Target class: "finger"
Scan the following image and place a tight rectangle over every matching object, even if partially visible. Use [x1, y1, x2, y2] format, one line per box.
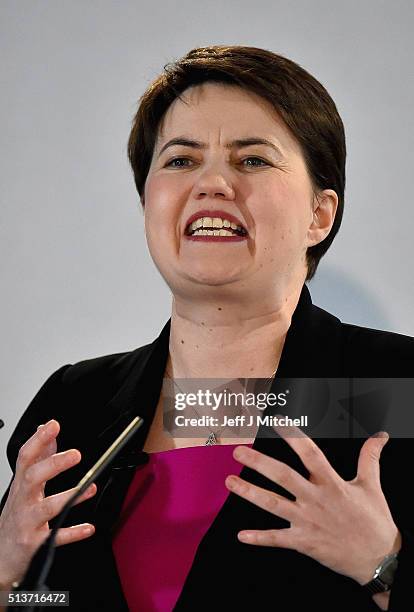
[55, 523, 95, 547]
[16, 420, 60, 476]
[357, 431, 389, 485]
[35, 484, 97, 526]
[237, 528, 294, 548]
[35, 437, 58, 497]
[225, 475, 297, 522]
[232, 446, 311, 498]
[37, 437, 57, 463]
[273, 420, 336, 482]
[23, 449, 81, 491]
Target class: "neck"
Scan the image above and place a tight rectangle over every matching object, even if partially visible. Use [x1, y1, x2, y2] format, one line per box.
[167, 281, 305, 379]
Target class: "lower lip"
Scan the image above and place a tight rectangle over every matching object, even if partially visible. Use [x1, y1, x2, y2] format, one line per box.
[185, 234, 248, 242]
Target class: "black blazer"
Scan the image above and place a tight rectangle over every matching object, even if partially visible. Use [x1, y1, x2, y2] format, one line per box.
[2, 284, 414, 611]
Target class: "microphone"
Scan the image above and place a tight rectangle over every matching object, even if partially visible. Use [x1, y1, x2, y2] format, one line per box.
[6, 415, 144, 612]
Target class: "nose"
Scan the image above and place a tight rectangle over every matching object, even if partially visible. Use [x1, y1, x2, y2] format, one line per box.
[193, 168, 236, 201]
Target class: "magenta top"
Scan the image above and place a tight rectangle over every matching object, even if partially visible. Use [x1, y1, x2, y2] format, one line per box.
[112, 443, 253, 612]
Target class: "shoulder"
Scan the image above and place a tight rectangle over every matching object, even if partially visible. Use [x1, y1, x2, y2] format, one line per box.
[342, 322, 414, 374]
[29, 341, 155, 410]
[341, 320, 414, 354]
[61, 341, 154, 388]
[43, 337, 158, 416]
[4, 339, 158, 472]
[311, 302, 414, 374]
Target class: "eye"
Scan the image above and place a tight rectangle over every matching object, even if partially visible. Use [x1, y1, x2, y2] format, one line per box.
[241, 156, 269, 168]
[164, 155, 270, 169]
[164, 157, 194, 168]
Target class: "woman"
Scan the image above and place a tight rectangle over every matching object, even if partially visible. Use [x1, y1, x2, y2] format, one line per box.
[0, 45, 413, 612]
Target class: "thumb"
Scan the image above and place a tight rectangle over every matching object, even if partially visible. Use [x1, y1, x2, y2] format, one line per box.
[357, 431, 389, 485]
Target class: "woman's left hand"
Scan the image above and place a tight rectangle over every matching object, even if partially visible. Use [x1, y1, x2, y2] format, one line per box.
[224, 425, 401, 585]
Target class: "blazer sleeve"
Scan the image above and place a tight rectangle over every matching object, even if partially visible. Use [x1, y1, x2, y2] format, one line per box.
[0, 364, 72, 514]
[388, 527, 414, 610]
[381, 435, 414, 610]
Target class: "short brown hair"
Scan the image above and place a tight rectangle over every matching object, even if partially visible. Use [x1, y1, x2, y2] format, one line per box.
[127, 45, 346, 280]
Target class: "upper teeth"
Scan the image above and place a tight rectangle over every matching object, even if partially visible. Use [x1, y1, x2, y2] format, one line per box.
[187, 217, 244, 233]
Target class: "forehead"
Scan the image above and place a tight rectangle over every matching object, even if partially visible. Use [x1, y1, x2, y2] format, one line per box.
[156, 82, 299, 154]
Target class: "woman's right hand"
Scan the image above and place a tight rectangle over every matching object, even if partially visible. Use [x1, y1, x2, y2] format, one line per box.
[0, 419, 97, 590]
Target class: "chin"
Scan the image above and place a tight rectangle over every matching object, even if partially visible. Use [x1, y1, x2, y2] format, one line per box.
[186, 273, 240, 287]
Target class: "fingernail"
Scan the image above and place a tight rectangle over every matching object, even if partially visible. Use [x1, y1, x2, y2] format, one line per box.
[225, 476, 237, 489]
[371, 431, 388, 438]
[233, 447, 245, 461]
[68, 449, 81, 463]
[84, 524, 95, 535]
[41, 422, 53, 436]
[43, 420, 58, 435]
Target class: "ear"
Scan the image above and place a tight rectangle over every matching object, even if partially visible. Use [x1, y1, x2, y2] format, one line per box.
[307, 189, 338, 247]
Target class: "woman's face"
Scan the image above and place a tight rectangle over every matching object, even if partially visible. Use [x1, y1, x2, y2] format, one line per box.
[144, 82, 335, 299]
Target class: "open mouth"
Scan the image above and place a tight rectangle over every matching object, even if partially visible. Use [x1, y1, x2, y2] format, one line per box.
[185, 215, 248, 238]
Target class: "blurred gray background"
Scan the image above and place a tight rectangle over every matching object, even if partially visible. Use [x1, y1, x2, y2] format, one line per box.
[1, 0, 413, 493]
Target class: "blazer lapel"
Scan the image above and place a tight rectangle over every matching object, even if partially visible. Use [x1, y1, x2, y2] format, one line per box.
[91, 320, 171, 528]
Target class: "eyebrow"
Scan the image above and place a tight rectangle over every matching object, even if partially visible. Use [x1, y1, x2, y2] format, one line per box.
[157, 136, 285, 158]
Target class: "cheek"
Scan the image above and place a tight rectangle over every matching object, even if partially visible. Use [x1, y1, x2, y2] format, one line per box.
[145, 175, 170, 216]
[255, 180, 301, 227]
[144, 176, 180, 260]
[254, 180, 312, 251]
[144, 175, 179, 238]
